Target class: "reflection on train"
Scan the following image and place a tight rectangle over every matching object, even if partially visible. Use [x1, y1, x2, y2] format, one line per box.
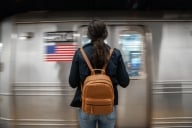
[1, 11, 192, 128]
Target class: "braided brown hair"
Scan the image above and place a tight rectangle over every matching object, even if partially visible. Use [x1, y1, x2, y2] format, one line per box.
[87, 19, 109, 69]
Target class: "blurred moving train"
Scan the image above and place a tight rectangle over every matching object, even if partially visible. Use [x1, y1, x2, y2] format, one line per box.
[0, 11, 192, 128]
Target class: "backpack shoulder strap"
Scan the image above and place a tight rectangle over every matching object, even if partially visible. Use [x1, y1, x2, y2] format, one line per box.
[102, 48, 114, 71]
[80, 48, 95, 75]
[80, 48, 113, 75]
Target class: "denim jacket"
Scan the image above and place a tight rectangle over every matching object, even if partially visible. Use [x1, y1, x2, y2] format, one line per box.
[69, 43, 130, 107]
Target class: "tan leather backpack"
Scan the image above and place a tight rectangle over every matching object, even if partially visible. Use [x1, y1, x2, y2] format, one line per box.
[80, 48, 114, 115]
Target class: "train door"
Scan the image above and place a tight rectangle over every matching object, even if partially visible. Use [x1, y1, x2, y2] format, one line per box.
[79, 25, 152, 128]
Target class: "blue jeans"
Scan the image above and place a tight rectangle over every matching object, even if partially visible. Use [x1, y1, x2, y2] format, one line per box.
[78, 107, 116, 128]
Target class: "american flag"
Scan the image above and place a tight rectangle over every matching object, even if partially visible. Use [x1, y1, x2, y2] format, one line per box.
[45, 43, 78, 62]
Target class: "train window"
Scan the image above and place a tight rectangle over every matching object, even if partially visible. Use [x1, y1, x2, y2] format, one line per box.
[79, 26, 108, 45]
[81, 35, 90, 45]
[118, 31, 145, 78]
[78, 26, 89, 45]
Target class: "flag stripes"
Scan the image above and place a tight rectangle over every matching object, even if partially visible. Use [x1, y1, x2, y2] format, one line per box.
[44, 43, 77, 62]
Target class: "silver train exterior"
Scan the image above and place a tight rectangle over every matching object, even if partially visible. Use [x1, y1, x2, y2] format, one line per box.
[0, 11, 192, 128]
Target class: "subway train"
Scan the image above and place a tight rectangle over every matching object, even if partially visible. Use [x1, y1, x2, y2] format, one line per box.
[0, 11, 192, 128]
